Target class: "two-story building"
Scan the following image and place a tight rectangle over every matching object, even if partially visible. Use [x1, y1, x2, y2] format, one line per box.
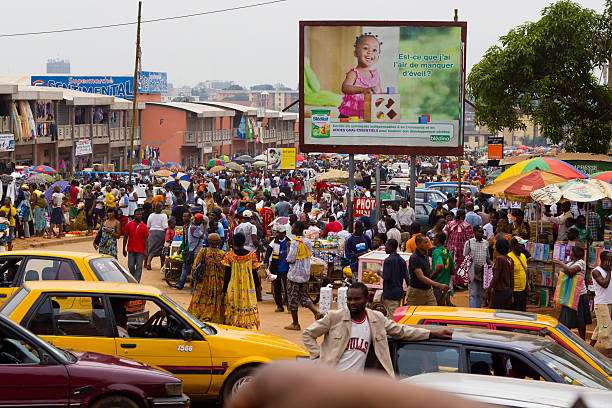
[0, 79, 143, 170]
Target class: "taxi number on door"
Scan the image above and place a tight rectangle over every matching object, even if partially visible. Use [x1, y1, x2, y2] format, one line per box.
[177, 345, 193, 352]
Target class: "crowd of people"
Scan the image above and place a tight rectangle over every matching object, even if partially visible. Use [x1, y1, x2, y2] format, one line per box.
[0, 152, 609, 356]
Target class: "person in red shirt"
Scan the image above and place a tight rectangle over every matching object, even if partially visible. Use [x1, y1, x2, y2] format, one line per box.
[259, 199, 275, 237]
[123, 207, 149, 282]
[321, 215, 343, 238]
[69, 180, 80, 221]
[292, 177, 303, 195]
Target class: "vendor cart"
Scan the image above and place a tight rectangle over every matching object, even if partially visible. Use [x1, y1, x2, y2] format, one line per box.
[358, 250, 411, 316]
[162, 240, 183, 287]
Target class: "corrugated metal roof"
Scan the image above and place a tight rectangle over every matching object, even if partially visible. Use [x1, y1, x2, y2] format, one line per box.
[146, 102, 235, 117]
[196, 101, 258, 115]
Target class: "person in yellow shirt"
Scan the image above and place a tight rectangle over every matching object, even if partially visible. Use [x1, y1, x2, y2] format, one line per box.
[104, 186, 117, 210]
[404, 223, 432, 254]
[509, 238, 529, 312]
[0, 197, 17, 251]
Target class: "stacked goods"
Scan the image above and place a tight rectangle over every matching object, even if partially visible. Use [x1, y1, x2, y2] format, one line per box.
[361, 270, 381, 285]
[529, 221, 554, 244]
[319, 285, 333, 314]
[310, 257, 326, 279]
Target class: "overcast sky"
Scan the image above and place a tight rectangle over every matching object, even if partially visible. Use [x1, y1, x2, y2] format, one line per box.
[0, 0, 605, 88]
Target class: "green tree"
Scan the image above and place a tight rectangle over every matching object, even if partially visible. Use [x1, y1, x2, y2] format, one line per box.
[467, 0, 612, 153]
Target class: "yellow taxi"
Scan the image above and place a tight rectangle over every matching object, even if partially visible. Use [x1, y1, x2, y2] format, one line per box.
[0, 250, 137, 306]
[0, 281, 308, 402]
[392, 306, 612, 381]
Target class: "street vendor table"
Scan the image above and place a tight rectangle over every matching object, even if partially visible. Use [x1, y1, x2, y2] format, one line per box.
[358, 250, 411, 290]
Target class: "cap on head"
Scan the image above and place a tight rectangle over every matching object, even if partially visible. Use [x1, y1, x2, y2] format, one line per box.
[242, 210, 253, 218]
[194, 213, 204, 222]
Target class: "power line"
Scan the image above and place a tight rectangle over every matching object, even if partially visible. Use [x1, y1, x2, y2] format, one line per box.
[0, 0, 288, 38]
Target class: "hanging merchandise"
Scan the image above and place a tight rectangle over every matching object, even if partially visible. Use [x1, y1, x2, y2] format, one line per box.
[17, 101, 31, 141]
[25, 102, 36, 139]
[10, 103, 21, 141]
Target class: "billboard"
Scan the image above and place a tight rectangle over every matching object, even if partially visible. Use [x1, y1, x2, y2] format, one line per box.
[267, 147, 297, 170]
[31, 71, 168, 99]
[487, 135, 503, 160]
[300, 21, 467, 155]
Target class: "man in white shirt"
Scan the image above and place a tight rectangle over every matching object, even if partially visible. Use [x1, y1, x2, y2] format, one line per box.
[396, 200, 416, 231]
[234, 210, 259, 252]
[543, 201, 572, 241]
[303, 282, 452, 375]
[385, 218, 402, 245]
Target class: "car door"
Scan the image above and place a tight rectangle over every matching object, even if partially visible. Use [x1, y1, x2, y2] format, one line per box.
[392, 341, 462, 378]
[108, 295, 213, 397]
[22, 293, 117, 356]
[0, 256, 25, 305]
[0, 320, 70, 406]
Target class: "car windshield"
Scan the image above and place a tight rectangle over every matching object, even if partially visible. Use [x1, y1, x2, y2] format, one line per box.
[555, 323, 612, 376]
[532, 343, 611, 390]
[89, 257, 136, 283]
[162, 294, 216, 335]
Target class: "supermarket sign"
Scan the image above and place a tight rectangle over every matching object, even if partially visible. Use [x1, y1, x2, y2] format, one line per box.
[353, 197, 377, 218]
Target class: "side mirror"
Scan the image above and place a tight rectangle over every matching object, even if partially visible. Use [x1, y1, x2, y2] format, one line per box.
[180, 328, 194, 341]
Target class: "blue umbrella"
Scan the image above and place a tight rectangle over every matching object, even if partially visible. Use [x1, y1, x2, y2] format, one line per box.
[45, 180, 70, 203]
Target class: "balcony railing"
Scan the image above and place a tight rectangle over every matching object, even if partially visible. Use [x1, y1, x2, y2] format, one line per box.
[183, 130, 232, 147]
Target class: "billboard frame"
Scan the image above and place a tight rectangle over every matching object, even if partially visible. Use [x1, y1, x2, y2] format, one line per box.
[299, 20, 467, 156]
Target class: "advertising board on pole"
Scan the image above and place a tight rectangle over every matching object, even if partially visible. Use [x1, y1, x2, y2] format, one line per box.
[75, 139, 92, 156]
[267, 147, 297, 170]
[0, 134, 15, 152]
[300, 21, 467, 155]
[487, 135, 504, 160]
[353, 197, 377, 218]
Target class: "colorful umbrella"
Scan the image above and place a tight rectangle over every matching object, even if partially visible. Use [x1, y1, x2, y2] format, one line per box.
[532, 179, 612, 204]
[209, 165, 225, 173]
[253, 154, 267, 161]
[296, 154, 305, 162]
[153, 169, 172, 177]
[208, 158, 223, 168]
[30, 165, 57, 174]
[253, 161, 267, 168]
[25, 173, 53, 185]
[225, 162, 244, 172]
[592, 171, 612, 184]
[495, 157, 586, 182]
[44, 180, 69, 203]
[482, 170, 569, 202]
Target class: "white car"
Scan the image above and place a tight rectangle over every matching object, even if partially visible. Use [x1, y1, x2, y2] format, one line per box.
[403, 373, 611, 408]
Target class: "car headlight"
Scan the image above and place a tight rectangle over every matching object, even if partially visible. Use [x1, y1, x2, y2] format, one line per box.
[164, 382, 183, 397]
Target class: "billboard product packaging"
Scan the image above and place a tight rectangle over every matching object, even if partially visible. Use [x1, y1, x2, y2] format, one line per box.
[300, 21, 467, 155]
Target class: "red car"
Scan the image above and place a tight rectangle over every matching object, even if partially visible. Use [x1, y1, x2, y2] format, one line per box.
[0, 315, 189, 407]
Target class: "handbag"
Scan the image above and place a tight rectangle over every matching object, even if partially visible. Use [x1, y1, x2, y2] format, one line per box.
[192, 248, 207, 283]
[483, 263, 493, 289]
[455, 254, 473, 287]
[93, 227, 103, 246]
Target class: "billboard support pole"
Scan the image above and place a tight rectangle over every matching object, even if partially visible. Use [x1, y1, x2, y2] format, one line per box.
[128, 0, 142, 183]
[347, 154, 355, 232]
[454, 8, 463, 204]
[409, 155, 416, 208]
[375, 160, 381, 222]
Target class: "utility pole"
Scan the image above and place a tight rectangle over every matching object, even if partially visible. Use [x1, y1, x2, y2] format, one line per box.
[128, 0, 142, 184]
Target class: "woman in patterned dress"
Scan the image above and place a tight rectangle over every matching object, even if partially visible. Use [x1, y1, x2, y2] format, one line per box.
[222, 232, 261, 329]
[188, 233, 226, 323]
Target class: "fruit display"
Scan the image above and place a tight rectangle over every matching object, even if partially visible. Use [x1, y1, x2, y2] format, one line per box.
[361, 270, 381, 285]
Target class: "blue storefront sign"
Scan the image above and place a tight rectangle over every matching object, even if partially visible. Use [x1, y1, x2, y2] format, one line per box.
[31, 71, 167, 99]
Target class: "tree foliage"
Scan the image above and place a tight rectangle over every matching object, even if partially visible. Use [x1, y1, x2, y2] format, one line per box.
[467, 0, 612, 153]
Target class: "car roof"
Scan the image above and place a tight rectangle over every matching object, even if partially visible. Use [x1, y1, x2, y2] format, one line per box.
[23, 281, 162, 296]
[403, 373, 611, 408]
[0, 250, 105, 260]
[409, 306, 559, 327]
[418, 326, 553, 351]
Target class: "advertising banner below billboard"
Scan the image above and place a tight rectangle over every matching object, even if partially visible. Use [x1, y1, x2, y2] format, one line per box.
[267, 147, 297, 170]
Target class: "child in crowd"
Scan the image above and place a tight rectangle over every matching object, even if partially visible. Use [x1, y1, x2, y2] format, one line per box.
[339, 33, 383, 118]
[0, 209, 9, 252]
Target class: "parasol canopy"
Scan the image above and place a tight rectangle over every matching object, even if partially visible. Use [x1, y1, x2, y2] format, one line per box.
[153, 169, 173, 177]
[495, 157, 586, 182]
[209, 165, 225, 174]
[171, 172, 189, 181]
[531, 179, 612, 204]
[29, 165, 57, 174]
[208, 158, 223, 168]
[482, 170, 568, 202]
[225, 162, 244, 172]
[253, 161, 267, 168]
[592, 171, 612, 184]
[25, 173, 53, 185]
[233, 155, 254, 164]
[44, 180, 69, 203]
[315, 169, 349, 182]
[253, 154, 267, 161]
[296, 153, 305, 162]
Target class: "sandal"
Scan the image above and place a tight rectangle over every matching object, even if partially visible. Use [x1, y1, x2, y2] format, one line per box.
[284, 324, 301, 331]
